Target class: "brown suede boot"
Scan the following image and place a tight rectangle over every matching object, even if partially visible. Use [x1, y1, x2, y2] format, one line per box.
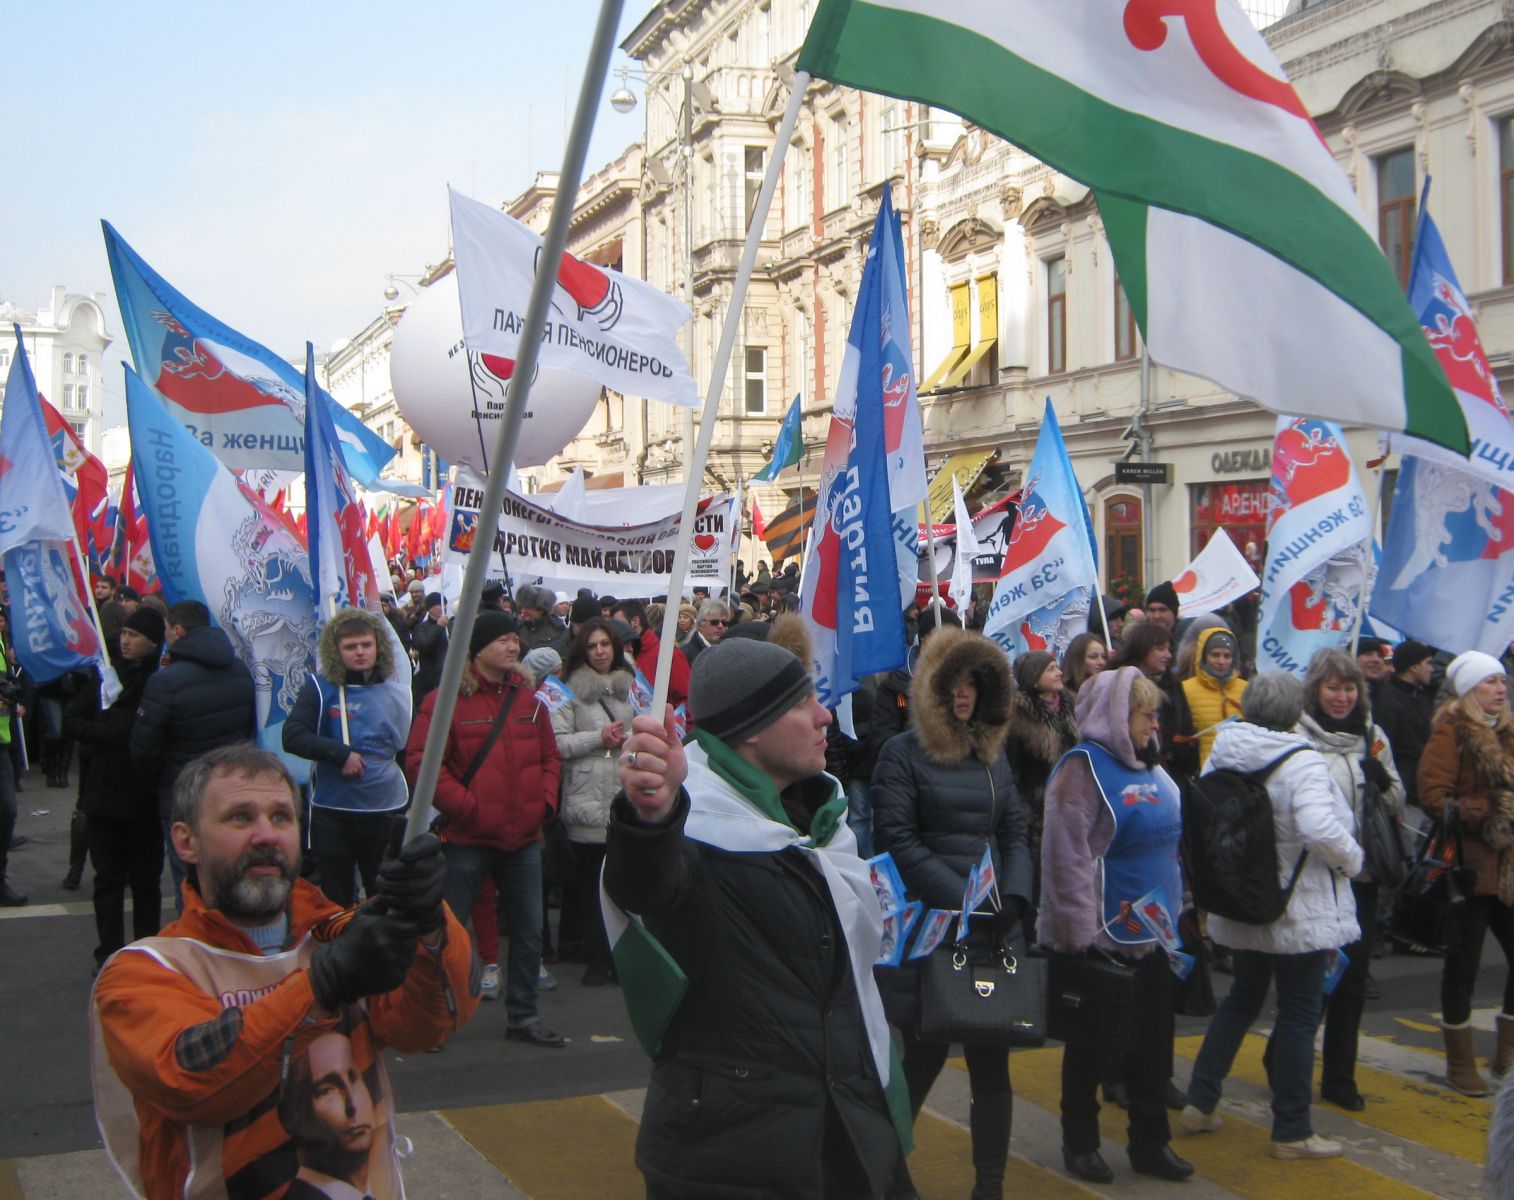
[1443, 1021, 1490, 1096]
[1491, 1013, 1514, 1082]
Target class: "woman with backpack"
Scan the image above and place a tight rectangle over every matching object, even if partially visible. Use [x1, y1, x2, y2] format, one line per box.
[1181, 672, 1363, 1160]
[1297, 648, 1403, 1111]
[1040, 667, 1194, 1184]
[1418, 650, 1514, 1097]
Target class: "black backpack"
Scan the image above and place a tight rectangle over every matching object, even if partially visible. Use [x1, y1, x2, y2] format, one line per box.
[1181, 746, 1307, 925]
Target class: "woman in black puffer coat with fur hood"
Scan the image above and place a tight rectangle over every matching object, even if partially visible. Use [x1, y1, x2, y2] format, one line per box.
[873, 627, 1033, 1200]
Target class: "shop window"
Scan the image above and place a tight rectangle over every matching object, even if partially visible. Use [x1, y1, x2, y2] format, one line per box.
[1190, 480, 1269, 569]
[1104, 496, 1143, 592]
[1047, 257, 1067, 374]
[1377, 148, 1415, 289]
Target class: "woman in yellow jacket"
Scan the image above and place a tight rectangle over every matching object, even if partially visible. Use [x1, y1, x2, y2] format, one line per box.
[1181, 627, 1247, 768]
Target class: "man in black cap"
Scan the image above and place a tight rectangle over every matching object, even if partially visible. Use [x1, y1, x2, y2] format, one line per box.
[403, 610, 564, 1047]
[1355, 635, 1391, 708]
[1143, 582, 1179, 634]
[1372, 638, 1437, 811]
[606, 639, 908, 1198]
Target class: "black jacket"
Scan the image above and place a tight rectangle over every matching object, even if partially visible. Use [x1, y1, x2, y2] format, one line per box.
[130, 626, 257, 816]
[410, 618, 448, 700]
[1375, 675, 1434, 808]
[64, 658, 160, 821]
[603, 788, 903, 1199]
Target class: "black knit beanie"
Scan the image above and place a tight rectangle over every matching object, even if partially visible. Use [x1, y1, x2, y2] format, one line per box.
[122, 606, 166, 645]
[1145, 581, 1180, 613]
[469, 611, 520, 657]
[689, 640, 813, 745]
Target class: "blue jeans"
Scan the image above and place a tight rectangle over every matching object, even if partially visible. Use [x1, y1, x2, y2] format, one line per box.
[443, 841, 544, 1026]
[1186, 948, 1328, 1143]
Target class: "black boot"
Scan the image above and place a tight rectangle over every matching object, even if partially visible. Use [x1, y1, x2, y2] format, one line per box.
[64, 806, 87, 889]
[55, 740, 71, 790]
[969, 1092, 1012, 1200]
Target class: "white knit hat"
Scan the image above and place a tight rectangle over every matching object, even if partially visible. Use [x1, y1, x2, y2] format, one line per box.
[1447, 650, 1505, 698]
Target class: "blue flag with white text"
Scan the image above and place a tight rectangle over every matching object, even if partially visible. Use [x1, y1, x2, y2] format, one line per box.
[104, 221, 395, 488]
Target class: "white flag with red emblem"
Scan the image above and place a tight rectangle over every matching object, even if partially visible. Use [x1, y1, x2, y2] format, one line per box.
[1170, 530, 1259, 618]
[449, 188, 698, 407]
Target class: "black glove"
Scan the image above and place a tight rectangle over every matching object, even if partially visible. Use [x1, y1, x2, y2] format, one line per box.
[986, 896, 1027, 934]
[375, 832, 448, 936]
[1361, 756, 1393, 793]
[308, 909, 419, 1010]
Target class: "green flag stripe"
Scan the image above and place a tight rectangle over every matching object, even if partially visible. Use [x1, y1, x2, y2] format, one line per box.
[611, 919, 689, 1058]
[798, 0, 1465, 451]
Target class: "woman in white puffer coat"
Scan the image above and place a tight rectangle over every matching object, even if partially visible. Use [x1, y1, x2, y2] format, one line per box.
[1181, 672, 1363, 1162]
[551, 617, 635, 987]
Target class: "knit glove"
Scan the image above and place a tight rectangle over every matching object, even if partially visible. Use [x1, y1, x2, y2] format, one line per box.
[1360, 756, 1393, 794]
[374, 833, 448, 936]
[308, 909, 419, 1010]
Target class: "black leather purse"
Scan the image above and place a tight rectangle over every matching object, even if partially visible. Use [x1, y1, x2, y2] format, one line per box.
[919, 934, 1048, 1047]
[1390, 806, 1476, 955]
[1047, 949, 1138, 1047]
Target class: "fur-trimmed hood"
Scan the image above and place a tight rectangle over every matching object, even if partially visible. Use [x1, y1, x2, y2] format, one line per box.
[316, 607, 397, 683]
[910, 627, 1011, 765]
[458, 660, 536, 697]
[565, 663, 632, 703]
[767, 612, 814, 669]
[1005, 685, 1079, 769]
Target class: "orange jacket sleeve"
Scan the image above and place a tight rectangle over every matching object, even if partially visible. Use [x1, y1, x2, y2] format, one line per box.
[367, 904, 480, 1052]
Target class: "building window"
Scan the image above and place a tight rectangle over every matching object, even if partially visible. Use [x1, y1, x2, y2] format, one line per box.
[1104, 496, 1143, 592]
[76, 355, 88, 377]
[1047, 257, 1067, 374]
[829, 112, 848, 212]
[1114, 274, 1138, 362]
[1190, 481, 1269, 567]
[71, 421, 86, 439]
[745, 146, 766, 228]
[63, 353, 73, 373]
[744, 347, 767, 415]
[63, 384, 73, 407]
[1377, 148, 1415, 289]
[76, 385, 88, 408]
[1503, 119, 1514, 284]
[0, 351, 8, 367]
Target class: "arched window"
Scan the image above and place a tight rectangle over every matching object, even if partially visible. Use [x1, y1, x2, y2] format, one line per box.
[1104, 495, 1142, 592]
[63, 353, 73, 372]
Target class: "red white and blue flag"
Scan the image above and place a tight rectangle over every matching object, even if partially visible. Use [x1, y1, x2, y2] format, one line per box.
[0, 329, 102, 683]
[37, 394, 111, 569]
[108, 462, 158, 594]
[982, 399, 1098, 660]
[103, 221, 396, 487]
[303, 344, 380, 617]
[1256, 416, 1371, 675]
[799, 198, 912, 709]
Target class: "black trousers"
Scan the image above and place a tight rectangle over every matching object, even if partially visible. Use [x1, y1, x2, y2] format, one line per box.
[1060, 949, 1174, 1154]
[568, 842, 612, 970]
[87, 814, 164, 964]
[897, 1028, 1012, 1114]
[308, 807, 396, 907]
[1443, 893, 1514, 1025]
[1321, 879, 1376, 1092]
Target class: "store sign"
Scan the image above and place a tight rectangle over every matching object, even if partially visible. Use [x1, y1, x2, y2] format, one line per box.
[1114, 461, 1172, 484]
[1193, 481, 1269, 524]
[1211, 446, 1272, 474]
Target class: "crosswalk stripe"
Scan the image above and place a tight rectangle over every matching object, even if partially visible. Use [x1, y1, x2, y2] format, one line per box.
[0, 1159, 23, 1200]
[442, 1096, 642, 1199]
[907, 1110, 1097, 1200]
[1007, 1045, 1441, 1198]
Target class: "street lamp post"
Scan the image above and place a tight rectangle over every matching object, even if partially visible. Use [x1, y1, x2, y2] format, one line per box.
[610, 64, 699, 489]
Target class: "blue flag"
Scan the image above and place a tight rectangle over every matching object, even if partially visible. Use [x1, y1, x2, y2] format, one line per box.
[798, 199, 911, 707]
[127, 366, 318, 771]
[0, 330, 102, 684]
[103, 221, 395, 488]
[753, 394, 803, 482]
[982, 399, 1099, 660]
[303, 344, 380, 617]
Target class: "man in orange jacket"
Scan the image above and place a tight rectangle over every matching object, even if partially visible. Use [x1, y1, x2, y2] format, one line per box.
[91, 744, 477, 1200]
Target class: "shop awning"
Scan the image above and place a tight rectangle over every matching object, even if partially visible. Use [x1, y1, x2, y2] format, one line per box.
[919, 343, 968, 392]
[925, 449, 996, 523]
[942, 338, 996, 388]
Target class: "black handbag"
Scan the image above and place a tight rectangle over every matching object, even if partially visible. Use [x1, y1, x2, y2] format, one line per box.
[1046, 949, 1138, 1048]
[1389, 808, 1477, 954]
[1172, 909, 1217, 1019]
[919, 934, 1048, 1047]
[1360, 779, 1408, 890]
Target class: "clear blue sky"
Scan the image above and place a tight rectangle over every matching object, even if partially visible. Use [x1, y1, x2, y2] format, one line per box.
[2, 2, 652, 427]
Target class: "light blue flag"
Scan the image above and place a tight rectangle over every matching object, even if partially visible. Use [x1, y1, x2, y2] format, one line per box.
[982, 399, 1098, 661]
[127, 366, 317, 775]
[753, 394, 803, 482]
[103, 221, 395, 488]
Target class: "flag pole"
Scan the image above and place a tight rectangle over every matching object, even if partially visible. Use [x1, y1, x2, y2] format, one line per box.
[404, 0, 625, 843]
[648, 71, 810, 715]
[1347, 457, 1388, 657]
[65, 527, 118, 699]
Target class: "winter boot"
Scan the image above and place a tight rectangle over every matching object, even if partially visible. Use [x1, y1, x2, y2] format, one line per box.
[53, 740, 72, 789]
[38, 743, 55, 789]
[968, 1092, 1012, 1200]
[1443, 1020, 1490, 1096]
[1492, 1013, 1514, 1082]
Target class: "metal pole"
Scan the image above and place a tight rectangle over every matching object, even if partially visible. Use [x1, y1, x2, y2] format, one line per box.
[648, 72, 811, 715]
[405, 0, 624, 842]
[681, 65, 696, 493]
[1139, 347, 1156, 593]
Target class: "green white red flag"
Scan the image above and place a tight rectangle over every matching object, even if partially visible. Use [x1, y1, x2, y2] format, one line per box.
[798, 0, 1467, 454]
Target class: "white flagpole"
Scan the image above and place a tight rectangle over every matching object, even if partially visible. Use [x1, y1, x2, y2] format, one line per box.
[1347, 459, 1388, 657]
[405, 0, 625, 843]
[649, 71, 811, 715]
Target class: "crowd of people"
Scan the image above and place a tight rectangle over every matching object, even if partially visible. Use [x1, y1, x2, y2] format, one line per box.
[41, 562, 1514, 1197]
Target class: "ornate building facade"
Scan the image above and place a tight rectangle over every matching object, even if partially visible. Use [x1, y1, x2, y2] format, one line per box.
[0, 287, 111, 457]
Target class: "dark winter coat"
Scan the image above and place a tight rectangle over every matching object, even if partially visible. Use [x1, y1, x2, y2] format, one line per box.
[1375, 675, 1434, 808]
[130, 626, 257, 817]
[1419, 701, 1514, 900]
[603, 784, 902, 1199]
[1003, 684, 1079, 856]
[871, 628, 1033, 1029]
[65, 658, 160, 821]
[404, 663, 560, 851]
[409, 616, 448, 700]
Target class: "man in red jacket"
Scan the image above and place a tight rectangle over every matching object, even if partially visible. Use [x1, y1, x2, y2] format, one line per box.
[405, 610, 565, 1048]
[611, 598, 690, 705]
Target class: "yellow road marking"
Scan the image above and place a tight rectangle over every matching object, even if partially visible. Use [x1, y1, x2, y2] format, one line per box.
[1171, 1033, 1489, 1165]
[0, 1160, 21, 1200]
[1395, 1018, 1442, 1035]
[443, 1095, 642, 1199]
[907, 1110, 1093, 1200]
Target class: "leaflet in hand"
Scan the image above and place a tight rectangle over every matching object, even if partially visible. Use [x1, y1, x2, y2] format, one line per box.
[1131, 889, 1180, 954]
[877, 901, 922, 967]
[867, 853, 907, 916]
[964, 844, 997, 914]
[630, 669, 654, 716]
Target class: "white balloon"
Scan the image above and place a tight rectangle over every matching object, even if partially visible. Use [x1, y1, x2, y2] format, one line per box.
[388, 272, 601, 469]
